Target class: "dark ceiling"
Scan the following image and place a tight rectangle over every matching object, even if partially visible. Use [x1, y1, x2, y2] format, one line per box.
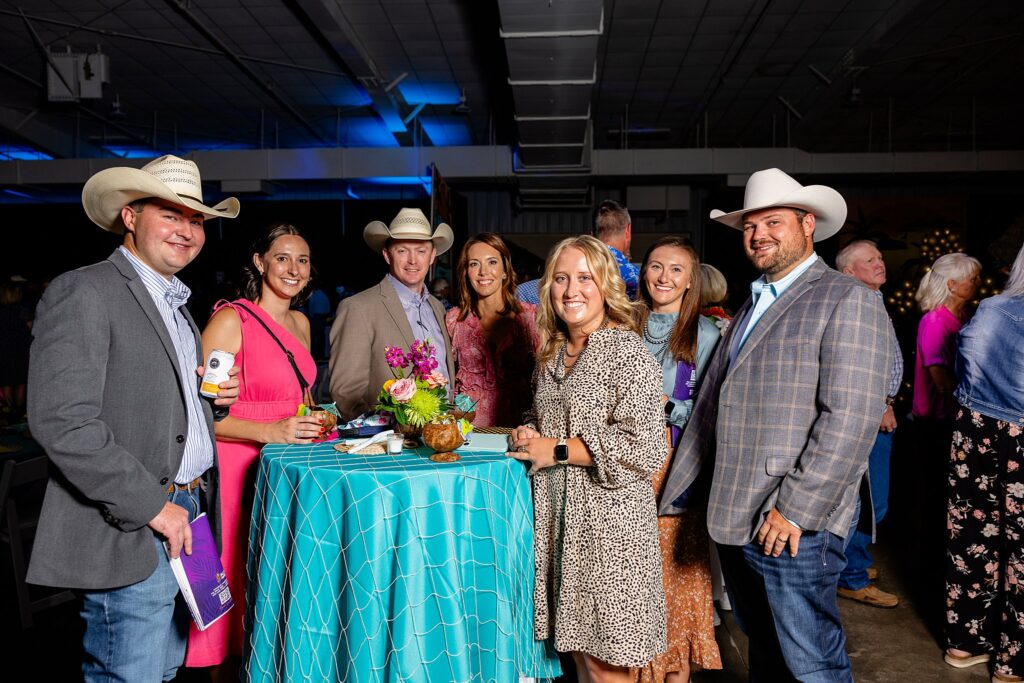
[0, 0, 1020, 161]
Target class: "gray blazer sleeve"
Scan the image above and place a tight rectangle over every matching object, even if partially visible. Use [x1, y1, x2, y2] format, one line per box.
[28, 273, 166, 531]
[775, 284, 892, 530]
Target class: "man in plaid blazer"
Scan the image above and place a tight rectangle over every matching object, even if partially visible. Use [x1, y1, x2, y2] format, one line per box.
[660, 169, 892, 682]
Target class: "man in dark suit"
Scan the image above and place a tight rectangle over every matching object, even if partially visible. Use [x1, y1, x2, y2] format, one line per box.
[27, 155, 240, 682]
[661, 169, 892, 682]
[328, 208, 455, 420]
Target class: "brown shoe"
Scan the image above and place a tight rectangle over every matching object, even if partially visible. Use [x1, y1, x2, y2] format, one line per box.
[866, 567, 879, 581]
[837, 584, 899, 608]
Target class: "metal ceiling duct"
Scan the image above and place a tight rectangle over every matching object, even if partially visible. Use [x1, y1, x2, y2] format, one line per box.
[497, 0, 603, 208]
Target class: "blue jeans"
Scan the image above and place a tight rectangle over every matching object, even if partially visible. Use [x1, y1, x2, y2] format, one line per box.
[838, 430, 893, 590]
[80, 487, 202, 683]
[718, 530, 852, 683]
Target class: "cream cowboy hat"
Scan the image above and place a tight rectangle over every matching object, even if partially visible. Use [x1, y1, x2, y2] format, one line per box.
[710, 168, 847, 242]
[363, 207, 454, 255]
[82, 154, 239, 233]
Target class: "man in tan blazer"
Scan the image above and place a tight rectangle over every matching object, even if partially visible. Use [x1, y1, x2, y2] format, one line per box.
[660, 169, 892, 683]
[329, 208, 456, 420]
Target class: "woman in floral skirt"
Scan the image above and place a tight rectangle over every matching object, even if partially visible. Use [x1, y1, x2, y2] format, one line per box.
[944, 243, 1024, 682]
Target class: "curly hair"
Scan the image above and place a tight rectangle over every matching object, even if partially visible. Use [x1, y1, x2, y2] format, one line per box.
[452, 232, 522, 321]
[240, 223, 315, 307]
[635, 235, 702, 364]
[536, 235, 638, 365]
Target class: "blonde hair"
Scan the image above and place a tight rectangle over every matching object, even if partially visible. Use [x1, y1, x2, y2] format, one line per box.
[536, 235, 639, 365]
[699, 263, 728, 308]
[915, 252, 981, 312]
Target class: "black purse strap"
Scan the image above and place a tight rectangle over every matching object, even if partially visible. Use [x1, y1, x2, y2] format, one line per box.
[232, 302, 309, 397]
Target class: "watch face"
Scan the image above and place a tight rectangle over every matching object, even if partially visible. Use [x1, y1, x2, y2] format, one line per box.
[555, 444, 569, 462]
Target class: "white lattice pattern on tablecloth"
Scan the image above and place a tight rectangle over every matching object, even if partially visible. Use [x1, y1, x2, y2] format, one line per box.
[244, 438, 560, 683]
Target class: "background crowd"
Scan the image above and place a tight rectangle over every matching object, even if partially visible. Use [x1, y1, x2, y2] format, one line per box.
[8, 155, 1024, 683]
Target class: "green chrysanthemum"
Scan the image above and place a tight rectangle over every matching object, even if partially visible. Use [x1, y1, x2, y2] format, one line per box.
[405, 390, 441, 426]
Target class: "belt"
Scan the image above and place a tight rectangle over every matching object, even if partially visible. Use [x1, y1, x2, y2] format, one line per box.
[166, 477, 203, 494]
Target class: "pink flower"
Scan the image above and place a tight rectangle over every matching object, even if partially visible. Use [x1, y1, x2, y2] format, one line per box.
[385, 345, 409, 369]
[388, 377, 417, 403]
[424, 370, 447, 389]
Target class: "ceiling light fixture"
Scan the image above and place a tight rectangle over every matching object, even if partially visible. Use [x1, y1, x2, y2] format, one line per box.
[453, 88, 470, 114]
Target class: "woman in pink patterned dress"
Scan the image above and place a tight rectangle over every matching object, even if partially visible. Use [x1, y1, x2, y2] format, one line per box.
[445, 233, 539, 428]
[185, 224, 321, 679]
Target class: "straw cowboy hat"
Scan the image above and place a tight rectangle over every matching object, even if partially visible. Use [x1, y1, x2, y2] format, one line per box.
[710, 168, 847, 242]
[363, 207, 454, 255]
[82, 154, 239, 233]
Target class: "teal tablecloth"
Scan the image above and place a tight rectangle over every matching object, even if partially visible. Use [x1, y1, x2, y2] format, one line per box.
[246, 433, 561, 682]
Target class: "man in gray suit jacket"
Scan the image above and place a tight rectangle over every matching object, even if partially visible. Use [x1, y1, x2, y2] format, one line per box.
[660, 169, 891, 682]
[329, 208, 456, 420]
[27, 155, 240, 682]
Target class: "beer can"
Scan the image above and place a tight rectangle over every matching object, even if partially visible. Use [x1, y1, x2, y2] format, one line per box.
[200, 349, 235, 398]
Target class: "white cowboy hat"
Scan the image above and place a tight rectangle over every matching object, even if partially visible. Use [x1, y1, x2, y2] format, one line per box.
[710, 168, 847, 242]
[82, 154, 239, 233]
[363, 207, 454, 255]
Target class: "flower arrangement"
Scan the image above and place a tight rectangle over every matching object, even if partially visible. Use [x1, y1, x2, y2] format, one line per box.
[375, 340, 450, 427]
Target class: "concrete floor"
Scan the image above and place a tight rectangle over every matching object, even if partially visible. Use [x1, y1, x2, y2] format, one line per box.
[3, 546, 993, 683]
[1, 450, 998, 683]
[689, 541, 991, 683]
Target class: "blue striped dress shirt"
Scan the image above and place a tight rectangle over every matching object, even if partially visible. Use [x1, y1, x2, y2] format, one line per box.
[118, 247, 214, 483]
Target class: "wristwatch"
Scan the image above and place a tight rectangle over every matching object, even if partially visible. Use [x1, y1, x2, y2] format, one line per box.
[554, 438, 569, 464]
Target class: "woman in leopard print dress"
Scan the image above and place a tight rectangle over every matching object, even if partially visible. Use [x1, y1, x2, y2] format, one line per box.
[510, 235, 668, 682]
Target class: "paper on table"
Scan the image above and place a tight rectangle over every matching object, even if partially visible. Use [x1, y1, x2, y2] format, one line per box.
[348, 429, 395, 454]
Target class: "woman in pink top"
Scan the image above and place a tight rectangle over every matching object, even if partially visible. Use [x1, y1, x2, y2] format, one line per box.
[910, 251, 980, 629]
[185, 224, 321, 678]
[445, 233, 539, 428]
[913, 253, 981, 421]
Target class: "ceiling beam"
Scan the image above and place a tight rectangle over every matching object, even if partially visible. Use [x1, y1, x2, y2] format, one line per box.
[162, 0, 330, 146]
[3, 146, 1021, 188]
[0, 9, 351, 79]
[286, 0, 407, 139]
[0, 61, 153, 152]
[0, 105, 107, 159]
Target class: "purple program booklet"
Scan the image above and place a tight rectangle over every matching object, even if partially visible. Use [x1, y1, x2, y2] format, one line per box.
[165, 513, 233, 631]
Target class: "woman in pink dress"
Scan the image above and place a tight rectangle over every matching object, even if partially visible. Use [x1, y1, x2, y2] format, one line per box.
[185, 224, 322, 679]
[445, 233, 539, 428]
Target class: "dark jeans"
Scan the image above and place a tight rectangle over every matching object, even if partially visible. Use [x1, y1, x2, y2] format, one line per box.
[839, 430, 894, 590]
[718, 530, 853, 683]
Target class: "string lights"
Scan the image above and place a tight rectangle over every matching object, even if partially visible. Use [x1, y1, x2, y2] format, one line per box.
[886, 227, 998, 317]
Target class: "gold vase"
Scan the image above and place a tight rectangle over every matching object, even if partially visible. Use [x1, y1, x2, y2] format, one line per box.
[422, 420, 463, 462]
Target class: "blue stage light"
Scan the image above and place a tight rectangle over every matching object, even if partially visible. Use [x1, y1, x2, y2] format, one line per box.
[0, 148, 54, 161]
[420, 117, 472, 146]
[398, 83, 461, 105]
[342, 119, 399, 147]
